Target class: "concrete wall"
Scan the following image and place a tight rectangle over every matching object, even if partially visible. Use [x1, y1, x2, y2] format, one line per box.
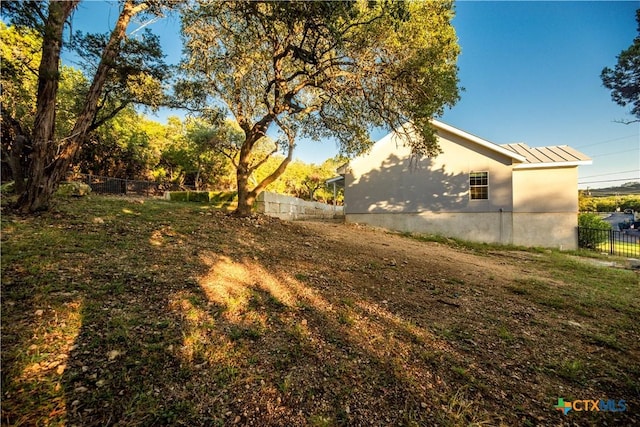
[346, 211, 514, 245]
[512, 212, 577, 249]
[256, 191, 343, 220]
[345, 211, 578, 249]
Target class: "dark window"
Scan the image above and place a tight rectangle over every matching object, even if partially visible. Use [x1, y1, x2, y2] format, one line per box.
[470, 171, 488, 200]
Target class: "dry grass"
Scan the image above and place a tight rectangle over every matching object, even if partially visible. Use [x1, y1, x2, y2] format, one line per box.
[2, 195, 638, 426]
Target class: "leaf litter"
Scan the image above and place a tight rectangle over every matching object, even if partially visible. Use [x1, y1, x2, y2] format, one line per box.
[1, 195, 638, 426]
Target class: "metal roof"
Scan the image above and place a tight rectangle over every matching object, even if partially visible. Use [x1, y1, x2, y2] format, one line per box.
[501, 143, 592, 168]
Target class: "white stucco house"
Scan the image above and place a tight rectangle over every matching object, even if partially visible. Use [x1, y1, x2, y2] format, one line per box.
[334, 120, 591, 249]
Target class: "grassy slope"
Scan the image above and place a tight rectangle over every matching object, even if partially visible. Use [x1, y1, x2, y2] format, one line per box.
[1, 195, 638, 426]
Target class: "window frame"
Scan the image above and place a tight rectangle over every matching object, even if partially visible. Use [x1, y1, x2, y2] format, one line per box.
[469, 171, 489, 200]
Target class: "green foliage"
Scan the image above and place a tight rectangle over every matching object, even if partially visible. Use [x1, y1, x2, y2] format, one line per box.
[3, 1, 177, 213]
[209, 191, 237, 204]
[55, 181, 92, 197]
[1, 181, 17, 194]
[255, 157, 344, 202]
[158, 117, 239, 189]
[0, 22, 41, 125]
[579, 192, 640, 212]
[167, 191, 237, 205]
[179, 0, 460, 214]
[71, 25, 169, 115]
[168, 191, 210, 203]
[601, 9, 640, 121]
[578, 213, 612, 249]
[578, 213, 612, 230]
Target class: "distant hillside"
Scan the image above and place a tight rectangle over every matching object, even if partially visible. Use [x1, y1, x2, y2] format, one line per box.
[586, 181, 640, 197]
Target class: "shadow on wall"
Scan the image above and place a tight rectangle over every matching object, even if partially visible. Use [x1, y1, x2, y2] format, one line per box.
[347, 154, 470, 213]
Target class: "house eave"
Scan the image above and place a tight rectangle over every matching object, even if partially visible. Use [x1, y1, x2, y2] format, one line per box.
[326, 176, 345, 185]
[513, 160, 593, 170]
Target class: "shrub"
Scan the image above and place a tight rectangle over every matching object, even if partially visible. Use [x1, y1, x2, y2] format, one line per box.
[1, 181, 16, 194]
[168, 191, 209, 202]
[578, 213, 611, 249]
[56, 181, 92, 197]
[578, 213, 612, 230]
[167, 191, 238, 205]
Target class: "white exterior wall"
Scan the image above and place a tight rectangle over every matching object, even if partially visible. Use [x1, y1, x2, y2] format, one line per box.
[343, 125, 583, 249]
[511, 167, 580, 249]
[345, 127, 515, 215]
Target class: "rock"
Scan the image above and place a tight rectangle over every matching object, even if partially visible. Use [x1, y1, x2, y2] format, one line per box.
[107, 349, 123, 361]
[568, 320, 582, 328]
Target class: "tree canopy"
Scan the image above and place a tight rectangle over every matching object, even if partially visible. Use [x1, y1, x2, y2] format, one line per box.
[1, 0, 175, 212]
[180, 0, 460, 215]
[601, 9, 640, 123]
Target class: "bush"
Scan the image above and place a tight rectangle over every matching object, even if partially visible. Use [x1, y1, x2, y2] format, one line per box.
[209, 191, 237, 204]
[167, 191, 237, 205]
[578, 213, 611, 249]
[578, 213, 612, 230]
[1, 181, 16, 194]
[168, 191, 209, 202]
[56, 181, 92, 197]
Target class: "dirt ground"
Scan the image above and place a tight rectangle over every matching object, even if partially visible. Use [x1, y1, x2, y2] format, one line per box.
[205, 214, 639, 425]
[2, 198, 638, 426]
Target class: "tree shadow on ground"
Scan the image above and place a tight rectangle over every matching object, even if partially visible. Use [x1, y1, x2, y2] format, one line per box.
[2, 197, 638, 426]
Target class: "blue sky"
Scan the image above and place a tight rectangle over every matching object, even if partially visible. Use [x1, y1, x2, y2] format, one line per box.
[67, 1, 639, 189]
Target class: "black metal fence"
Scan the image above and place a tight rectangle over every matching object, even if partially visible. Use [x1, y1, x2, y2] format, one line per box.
[67, 173, 192, 196]
[577, 226, 640, 258]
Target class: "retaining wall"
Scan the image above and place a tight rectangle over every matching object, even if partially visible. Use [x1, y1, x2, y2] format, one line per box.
[256, 191, 343, 220]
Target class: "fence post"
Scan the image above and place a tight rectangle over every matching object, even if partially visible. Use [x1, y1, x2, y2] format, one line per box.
[609, 229, 615, 256]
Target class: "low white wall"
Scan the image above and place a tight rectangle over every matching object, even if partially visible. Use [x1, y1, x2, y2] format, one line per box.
[256, 191, 343, 220]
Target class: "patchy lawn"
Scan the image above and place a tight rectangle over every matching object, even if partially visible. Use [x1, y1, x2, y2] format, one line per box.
[1, 195, 638, 426]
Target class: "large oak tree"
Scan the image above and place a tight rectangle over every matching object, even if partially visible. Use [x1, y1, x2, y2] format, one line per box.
[179, 1, 460, 216]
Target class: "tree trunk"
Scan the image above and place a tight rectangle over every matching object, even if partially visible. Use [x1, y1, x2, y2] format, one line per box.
[15, 1, 78, 212]
[15, 0, 148, 213]
[6, 136, 27, 195]
[1, 111, 30, 193]
[235, 160, 256, 217]
[233, 128, 294, 217]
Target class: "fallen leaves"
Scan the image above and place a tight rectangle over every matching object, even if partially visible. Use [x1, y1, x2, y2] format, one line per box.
[2, 196, 638, 426]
